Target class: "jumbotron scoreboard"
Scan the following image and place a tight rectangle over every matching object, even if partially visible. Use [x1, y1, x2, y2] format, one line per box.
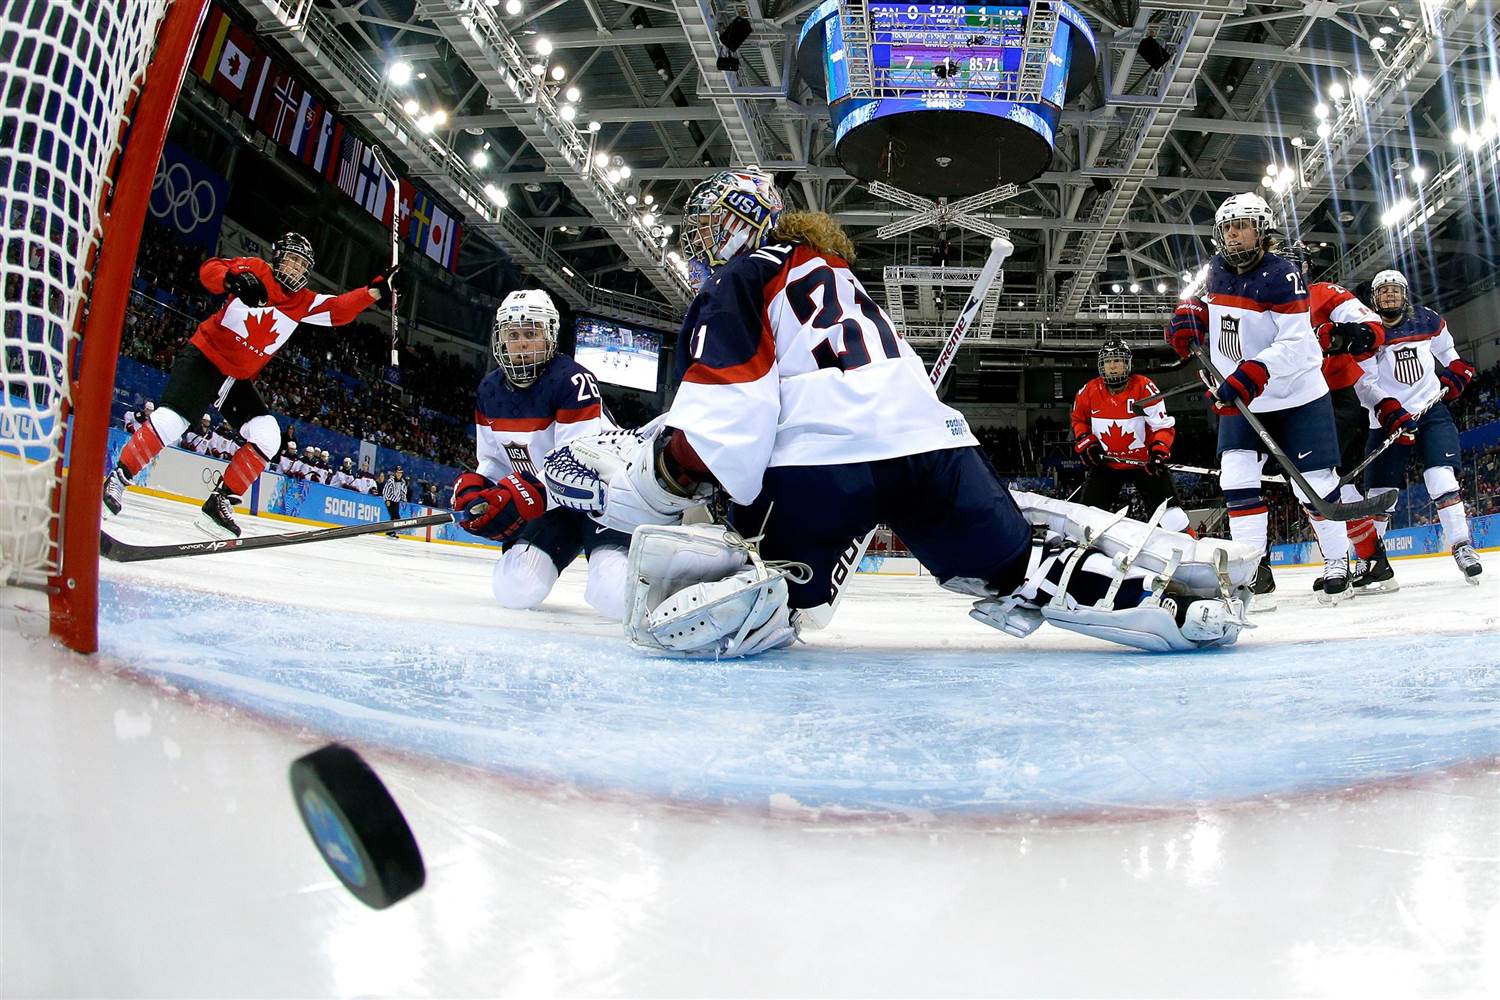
[798, 2, 1097, 195]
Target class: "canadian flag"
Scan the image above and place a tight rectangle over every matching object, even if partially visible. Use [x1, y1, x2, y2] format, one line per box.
[217, 35, 250, 91]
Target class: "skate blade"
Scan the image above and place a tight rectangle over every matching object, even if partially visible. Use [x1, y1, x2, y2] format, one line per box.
[1316, 589, 1350, 607]
[1463, 573, 1482, 586]
[1353, 579, 1399, 594]
[1250, 593, 1278, 613]
[194, 512, 240, 541]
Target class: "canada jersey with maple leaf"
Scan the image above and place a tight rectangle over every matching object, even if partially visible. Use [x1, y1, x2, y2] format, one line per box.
[189, 257, 377, 380]
[1071, 373, 1176, 468]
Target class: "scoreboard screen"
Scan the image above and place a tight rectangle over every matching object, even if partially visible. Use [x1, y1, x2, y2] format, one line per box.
[871, 3, 1027, 91]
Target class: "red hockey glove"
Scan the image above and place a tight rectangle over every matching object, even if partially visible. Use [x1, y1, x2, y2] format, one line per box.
[1213, 359, 1270, 407]
[1147, 443, 1171, 476]
[1438, 358, 1474, 401]
[1375, 397, 1417, 442]
[452, 469, 545, 540]
[1075, 433, 1105, 468]
[368, 265, 401, 306]
[224, 268, 268, 306]
[1165, 298, 1208, 359]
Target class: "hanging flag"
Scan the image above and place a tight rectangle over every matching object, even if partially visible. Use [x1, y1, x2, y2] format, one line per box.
[286, 92, 324, 162]
[189, 7, 230, 83]
[400, 180, 461, 271]
[312, 115, 340, 176]
[257, 68, 302, 144]
[332, 129, 364, 199]
[238, 47, 275, 122]
[355, 146, 395, 225]
[209, 24, 257, 102]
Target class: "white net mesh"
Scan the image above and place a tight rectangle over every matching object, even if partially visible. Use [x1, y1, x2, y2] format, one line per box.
[1, 0, 168, 585]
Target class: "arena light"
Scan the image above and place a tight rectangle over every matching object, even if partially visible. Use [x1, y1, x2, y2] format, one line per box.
[1316, 121, 1332, 139]
[530, 63, 546, 76]
[606, 168, 621, 183]
[1410, 164, 1428, 183]
[1266, 163, 1279, 176]
[618, 165, 632, 179]
[1155, 282, 1167, 294]
[1129, 282, 1141, 294]
[1328, 81, 1345, 102]
[1110, 283, 1122, 294]
[1314, 102, 1330, 120]
[1370, 36, 1386, 51]
[535, 37, 553, 57]
[565, 86, 581, 103]
[1351, 75, 1371, 98]
[417, 115, 436, 134]
[430, 108, 447, 127]
[641, 212, 655, 226]
[387, 62, 412, 86]
[402, 98, 420, 115]
[471, 150, 489, 168]
[593, 152, 609, 168]
[1380, 197, 1415, 227]
[505, 0, 523, 14]
[483, 183, 507, 207]
[643, 193, 654, 205]
[626, 194, 637, 205]
[550, 65, 566, 81]
[1291, 135, 1305, 148]
[559, 104, 577, 121]
[587, 120, 601, 133]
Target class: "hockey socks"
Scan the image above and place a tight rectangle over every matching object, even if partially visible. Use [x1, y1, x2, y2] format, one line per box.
[221, 443, 270, 498]
[1345, 517, 1379, 561]
[118, 421, 165, 479]
[1435, 495, 1471, 552]
[1224, 489, 1268, 557]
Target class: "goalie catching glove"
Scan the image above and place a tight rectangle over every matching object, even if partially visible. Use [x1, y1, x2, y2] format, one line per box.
[543, 420, 715, 533]
[451, 469, 545, 541]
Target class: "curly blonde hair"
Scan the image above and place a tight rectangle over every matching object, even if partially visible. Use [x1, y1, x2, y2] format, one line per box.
[771, 211, 856, 263]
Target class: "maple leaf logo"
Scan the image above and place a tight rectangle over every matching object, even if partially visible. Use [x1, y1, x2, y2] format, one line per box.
[242, 310, 279, 353]
[227, 52, 241, 78]
[1100, 422, 1137, 456]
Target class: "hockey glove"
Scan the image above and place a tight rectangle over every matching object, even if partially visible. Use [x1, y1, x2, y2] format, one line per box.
[451, 469, 545, 541]
[224, 268, 269, 307]
[368, 265, 401, 306]
[1147, 444, 1171, 476]
[1438, 358, 1475, 401]
[1375, 397, 1417, 442]
[1074, 433, 1105, 468]
[1165, 298, 1208, 359]
[1318, 321, 1378, 358]
[1213, 360, 1270, 408]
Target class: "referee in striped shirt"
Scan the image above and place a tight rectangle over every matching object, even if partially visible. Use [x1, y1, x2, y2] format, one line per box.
[382, 466, 408, 537]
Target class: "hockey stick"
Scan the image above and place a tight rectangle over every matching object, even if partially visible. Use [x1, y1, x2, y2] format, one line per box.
[800, 235, 1014, 631]
[369, 146, 401, 367]
[1131, 381, 1202, 411]
[1188, 343, 1396, 521]
[1103, 455, 1287, 484]
[100, 512, 456, 563]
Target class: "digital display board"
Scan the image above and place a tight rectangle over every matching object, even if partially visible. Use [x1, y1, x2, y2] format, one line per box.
[574, 315, 663, 393]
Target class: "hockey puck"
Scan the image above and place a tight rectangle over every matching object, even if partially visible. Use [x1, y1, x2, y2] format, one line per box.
[289, 743, 425, 909]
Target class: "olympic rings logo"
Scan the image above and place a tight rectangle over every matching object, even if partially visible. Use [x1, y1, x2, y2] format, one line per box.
[149, 160, 219, 234]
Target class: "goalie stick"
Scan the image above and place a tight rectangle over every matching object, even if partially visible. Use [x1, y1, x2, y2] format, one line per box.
[800, 235, 1014, 630]
[1188, 343, 1395, 521]
[100, 512, 457, 563]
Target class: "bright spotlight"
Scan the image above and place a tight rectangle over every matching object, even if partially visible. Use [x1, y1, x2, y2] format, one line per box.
[1410, 164, 1427, 183]
[1316, 122, 1332, 139]
[550, 65, 566, 81]
[1129, 282, 1141, 294]
[505, 0, 522, 13]
[1314, 103, 1330, 120]
[1110, 283, 1122, 294]
[559, 104, 577, 121]
[1351, 75, 1371, 98]
[535, 37, 553, 57]
[587, 120, 601, 133]
[387, 62, 413, 86]
[402, 98, 420, 115]
[471, 150, 489, 168]
[1328, 82, 1345, 101]
[594, 152, 609, 168]
[565, 86, 581, 103]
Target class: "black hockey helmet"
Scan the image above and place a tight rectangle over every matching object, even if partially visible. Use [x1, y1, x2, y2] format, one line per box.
[1278, 239, 1313, 275]
[272, 232, 314, 292]
[1098, 337, 1132, 390]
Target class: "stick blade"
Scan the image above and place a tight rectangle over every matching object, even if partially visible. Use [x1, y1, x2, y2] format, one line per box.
[1323, 488, 1399, 521]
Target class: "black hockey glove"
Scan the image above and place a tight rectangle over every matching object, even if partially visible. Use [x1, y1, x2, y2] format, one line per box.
[368, 265, 402, 306]
[224, 269, 268, 306]
[1320, 321, 1377, 357]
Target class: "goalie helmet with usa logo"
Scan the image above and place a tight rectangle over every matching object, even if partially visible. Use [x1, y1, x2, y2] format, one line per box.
[493, 288, 560, 387]
[680, 168, 784, 288]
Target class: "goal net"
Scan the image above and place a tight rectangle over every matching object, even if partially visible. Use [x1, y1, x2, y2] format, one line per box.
[1, 0, 204, 652]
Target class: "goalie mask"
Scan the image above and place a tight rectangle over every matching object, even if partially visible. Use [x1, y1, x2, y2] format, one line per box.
[1371, 269, 1410, 325]
[1098, 338, 1132, 391]
[1213, 193, 1275, 269]
[680, 168, 784, 288]
[271, 232, 314, 292]
[493, 288, 560, 387]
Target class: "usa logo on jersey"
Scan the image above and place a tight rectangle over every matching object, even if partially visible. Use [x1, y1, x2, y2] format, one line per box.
[1218, 314, 1243, 362]
[1393, 345, 1423, 385]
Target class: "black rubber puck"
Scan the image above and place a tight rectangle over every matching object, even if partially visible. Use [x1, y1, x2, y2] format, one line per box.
[289, 743, 425, 909]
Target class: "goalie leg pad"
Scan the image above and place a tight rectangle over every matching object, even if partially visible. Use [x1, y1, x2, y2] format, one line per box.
[1039, 597, 1245, 653]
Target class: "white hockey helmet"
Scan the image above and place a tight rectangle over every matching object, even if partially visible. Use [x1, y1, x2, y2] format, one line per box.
[1371, 268, 1409, 321]
[493, 288, 560, 387]
[1213, 192, 1276, 268]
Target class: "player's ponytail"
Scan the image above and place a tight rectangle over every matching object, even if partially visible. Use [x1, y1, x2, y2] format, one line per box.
[771, 211, 856, 263]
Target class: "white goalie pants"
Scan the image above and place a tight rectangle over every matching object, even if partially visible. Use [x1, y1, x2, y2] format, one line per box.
[492, 542, 628, 621]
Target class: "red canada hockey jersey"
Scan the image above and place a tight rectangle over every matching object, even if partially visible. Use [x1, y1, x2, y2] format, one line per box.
[1071, 373, 1176, 470]
[189, 257, 375, 379]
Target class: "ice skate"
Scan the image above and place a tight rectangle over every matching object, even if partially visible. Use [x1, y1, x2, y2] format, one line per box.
[1249, 554, 1277, 612]
[102, 467, 129, 519]
[197, 487, 242, 539]
[1351, 539, 1398, 593]
[1452, 542, 1482, 584]
[1316, 557, 1351, 606]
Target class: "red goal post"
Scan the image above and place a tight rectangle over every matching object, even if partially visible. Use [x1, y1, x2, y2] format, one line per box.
[1, 0, 207, 653]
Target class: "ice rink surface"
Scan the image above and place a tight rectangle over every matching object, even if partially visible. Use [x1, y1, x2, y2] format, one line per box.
[4, 493, 1498, 996]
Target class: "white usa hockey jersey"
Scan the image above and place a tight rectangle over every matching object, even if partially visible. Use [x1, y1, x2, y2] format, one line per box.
[1203, 253, 1326, 412]
[1354, 304, 1454, 426]
[664, 242, 978, 505]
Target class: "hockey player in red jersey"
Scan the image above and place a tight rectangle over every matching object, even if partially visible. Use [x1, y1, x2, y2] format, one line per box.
[1071, 338, 1191, 534]
[103, 232, 397, 537]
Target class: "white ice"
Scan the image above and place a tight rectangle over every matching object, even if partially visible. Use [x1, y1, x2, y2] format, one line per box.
[3, 492, 1498, 996]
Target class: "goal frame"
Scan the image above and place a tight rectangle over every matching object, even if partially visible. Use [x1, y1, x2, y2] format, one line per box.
[42, 0, 209, 653]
